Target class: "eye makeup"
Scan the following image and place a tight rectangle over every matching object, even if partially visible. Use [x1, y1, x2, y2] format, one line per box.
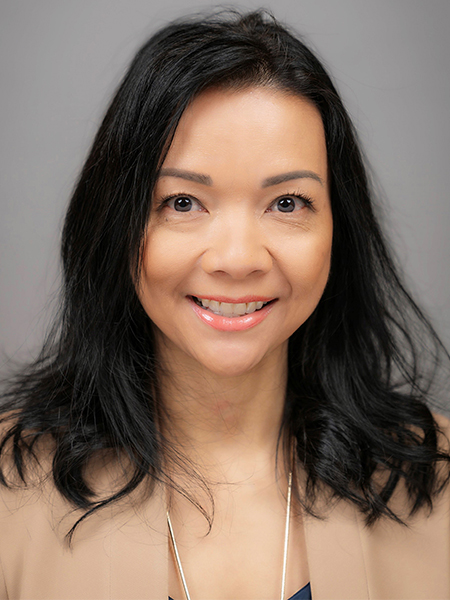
[153, 189, 317, 214]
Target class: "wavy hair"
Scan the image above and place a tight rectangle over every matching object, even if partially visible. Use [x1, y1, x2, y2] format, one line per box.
[1, 9, 449, 537]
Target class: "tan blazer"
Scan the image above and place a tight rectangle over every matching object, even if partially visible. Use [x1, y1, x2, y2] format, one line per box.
[1, 414, 449, 600]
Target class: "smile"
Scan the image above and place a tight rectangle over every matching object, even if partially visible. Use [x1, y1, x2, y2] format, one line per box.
[191, 296, 272, 317]
[189, 295, 277, 332]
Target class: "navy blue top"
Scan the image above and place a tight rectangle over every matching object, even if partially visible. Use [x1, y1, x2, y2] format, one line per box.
[169, 581, 311, 600]
[289, 581, 312, 599]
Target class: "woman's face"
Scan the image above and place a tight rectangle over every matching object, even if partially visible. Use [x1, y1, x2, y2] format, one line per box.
[138, 86, 332, 377]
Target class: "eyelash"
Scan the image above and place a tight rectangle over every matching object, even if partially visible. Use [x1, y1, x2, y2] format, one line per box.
[155, 191, 316, 212]
[155, 193, 204, 212]
[270, 192, 316, 212]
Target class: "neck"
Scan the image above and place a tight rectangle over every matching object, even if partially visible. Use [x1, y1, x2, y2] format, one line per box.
[157, 340, 289, 481]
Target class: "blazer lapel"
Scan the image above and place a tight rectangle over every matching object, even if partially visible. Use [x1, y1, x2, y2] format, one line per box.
[302, 496, 370, 600]
[302, 481, 450, 600]
[356, 481, 450, 599]
[109, 483, 168, 600]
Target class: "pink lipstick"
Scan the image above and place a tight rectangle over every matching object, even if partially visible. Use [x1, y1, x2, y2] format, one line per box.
[188, 295, 277, 331]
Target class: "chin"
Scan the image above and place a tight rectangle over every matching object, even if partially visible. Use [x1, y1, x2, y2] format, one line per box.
[193, 349, 269, 378]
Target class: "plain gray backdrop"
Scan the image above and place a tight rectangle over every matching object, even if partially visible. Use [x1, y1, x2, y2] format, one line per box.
[1, 1, 449, 387]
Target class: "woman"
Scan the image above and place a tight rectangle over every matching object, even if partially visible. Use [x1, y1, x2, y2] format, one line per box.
[1, 9, 449, 600]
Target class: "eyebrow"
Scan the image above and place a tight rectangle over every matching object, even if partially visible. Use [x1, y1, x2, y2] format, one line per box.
[158, 168, 212, 186]
[262, 170, 324, 188]
[157, 167, 324, 188]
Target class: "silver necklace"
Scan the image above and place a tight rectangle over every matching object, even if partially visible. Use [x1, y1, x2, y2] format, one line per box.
[167, 471, 293, 600]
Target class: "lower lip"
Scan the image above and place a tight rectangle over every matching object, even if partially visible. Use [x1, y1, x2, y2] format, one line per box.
[189, 297, 276, 331]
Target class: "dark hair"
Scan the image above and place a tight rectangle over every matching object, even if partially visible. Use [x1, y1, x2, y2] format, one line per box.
[1, 8, 449, 537]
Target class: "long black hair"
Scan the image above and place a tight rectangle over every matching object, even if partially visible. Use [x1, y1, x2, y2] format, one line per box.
[1, 8, 449, 535]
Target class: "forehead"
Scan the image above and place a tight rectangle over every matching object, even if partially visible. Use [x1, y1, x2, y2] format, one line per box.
[162, 86, 328, 186]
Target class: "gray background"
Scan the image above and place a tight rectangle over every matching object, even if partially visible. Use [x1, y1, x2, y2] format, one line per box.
[1, 1, 449, 379]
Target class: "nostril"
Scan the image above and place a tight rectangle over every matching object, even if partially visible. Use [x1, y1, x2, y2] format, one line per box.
[200, 246, 273, 277]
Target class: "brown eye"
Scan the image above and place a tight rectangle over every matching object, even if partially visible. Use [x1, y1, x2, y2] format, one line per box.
[173, 197, 193, 211]
[162, 195, 204, 212]
[276, 197, 296, 212]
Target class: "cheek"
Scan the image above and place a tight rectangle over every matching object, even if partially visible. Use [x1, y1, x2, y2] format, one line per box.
[306, 243, 332, 289]
[137, 229, 197, 308]
[137, 234, 171, 309]
[141, 229, 175, 282]
[286, 233, 332, 303]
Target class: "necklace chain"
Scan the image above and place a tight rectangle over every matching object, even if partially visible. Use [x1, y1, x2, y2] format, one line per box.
[167, 471, 293, 600]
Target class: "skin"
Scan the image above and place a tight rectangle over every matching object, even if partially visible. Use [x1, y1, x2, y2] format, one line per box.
[137, 86, 332, 599]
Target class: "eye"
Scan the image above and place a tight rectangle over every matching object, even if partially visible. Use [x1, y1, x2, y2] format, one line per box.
[163, 195, 203, 212]
[173, 196, 193, 211]
[269, 194, 313, 213]
[276, 197, 297, 212]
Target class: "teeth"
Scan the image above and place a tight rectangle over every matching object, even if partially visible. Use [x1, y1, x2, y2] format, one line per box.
[209, 300, 220, 313]
[220, 302, 234, 318]
[233, 303, 247, 316]
[246, 301, 256, 313]
[196, 297, 270, 317]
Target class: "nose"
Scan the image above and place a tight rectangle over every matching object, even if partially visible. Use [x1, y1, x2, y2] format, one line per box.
[200, 212, 273, 279]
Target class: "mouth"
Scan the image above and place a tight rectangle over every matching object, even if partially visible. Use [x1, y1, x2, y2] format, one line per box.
[190, 296, 276, 318]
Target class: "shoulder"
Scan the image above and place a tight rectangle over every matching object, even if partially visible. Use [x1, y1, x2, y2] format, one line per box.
[433, 410, 450, 443]
[0, 417, 64, 544]
[0, 412, 76, 551]
[432, 410, 450, 494]
[324, 411, 450, 597]
[0, 448, 167, 599]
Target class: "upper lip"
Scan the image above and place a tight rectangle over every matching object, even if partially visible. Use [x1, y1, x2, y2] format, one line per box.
[190, 295, 276, 303]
